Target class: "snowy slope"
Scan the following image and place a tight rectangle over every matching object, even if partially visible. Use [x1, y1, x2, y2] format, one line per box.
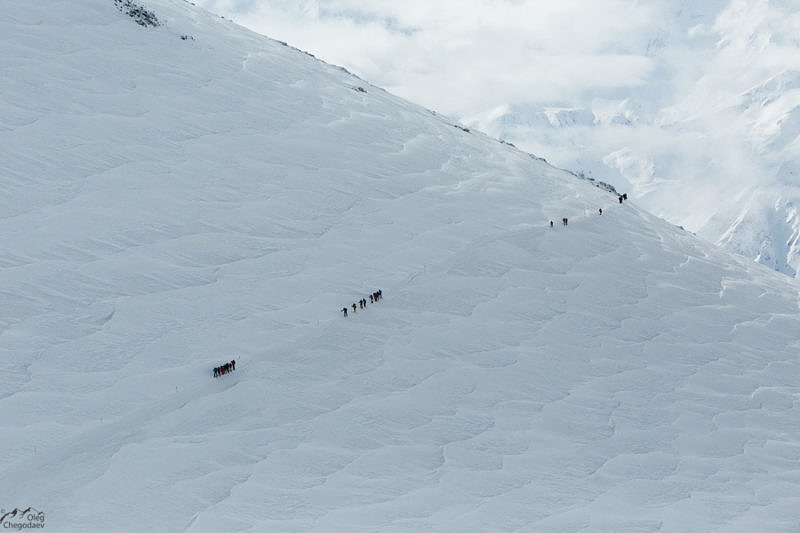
[1, 1, 800, 532]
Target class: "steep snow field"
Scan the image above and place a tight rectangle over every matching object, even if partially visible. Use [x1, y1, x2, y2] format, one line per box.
[1, 1, 800, 531]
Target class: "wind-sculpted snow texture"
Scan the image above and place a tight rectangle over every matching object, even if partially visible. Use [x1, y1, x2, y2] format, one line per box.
[1, 1, 800, 531]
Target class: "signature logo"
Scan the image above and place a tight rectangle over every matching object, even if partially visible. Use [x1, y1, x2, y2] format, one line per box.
[0, 507, 45, 529]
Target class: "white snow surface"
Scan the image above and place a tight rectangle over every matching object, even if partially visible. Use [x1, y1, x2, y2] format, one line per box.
[1, 1, 800, 531]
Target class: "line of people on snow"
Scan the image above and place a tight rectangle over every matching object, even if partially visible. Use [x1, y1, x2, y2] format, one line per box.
[549, 193, 628, 228]
[342, 289, 382, 317]
[213, 360, 236, 377]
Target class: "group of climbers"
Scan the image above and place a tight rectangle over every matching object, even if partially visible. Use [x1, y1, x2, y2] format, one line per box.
[207, 190, 631, 378]
[213, 360, 235, 377]
[342, 289, 382, 317]
[211, 288, 387, 378]
[550, 193, 628, 228]
[208, 191, 630, 378]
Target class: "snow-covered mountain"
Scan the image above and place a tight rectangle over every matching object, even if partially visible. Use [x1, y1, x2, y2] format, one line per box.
[1, 1, 799, 531]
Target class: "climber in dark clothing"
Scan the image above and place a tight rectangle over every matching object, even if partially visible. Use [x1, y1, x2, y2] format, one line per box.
[231, 360, 235, 371]
[342, 307, 348, 317]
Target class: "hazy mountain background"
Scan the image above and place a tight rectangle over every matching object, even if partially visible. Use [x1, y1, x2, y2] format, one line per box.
[194, 0, 800, 279]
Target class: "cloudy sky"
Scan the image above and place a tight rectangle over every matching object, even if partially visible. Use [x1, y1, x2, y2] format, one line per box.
[190, 1, 799, 111]
[193, 0, 679, 119]
[193, 0, 800, 274]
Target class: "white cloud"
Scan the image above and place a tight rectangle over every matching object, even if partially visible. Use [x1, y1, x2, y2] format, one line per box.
[194, 0, 660, 116]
